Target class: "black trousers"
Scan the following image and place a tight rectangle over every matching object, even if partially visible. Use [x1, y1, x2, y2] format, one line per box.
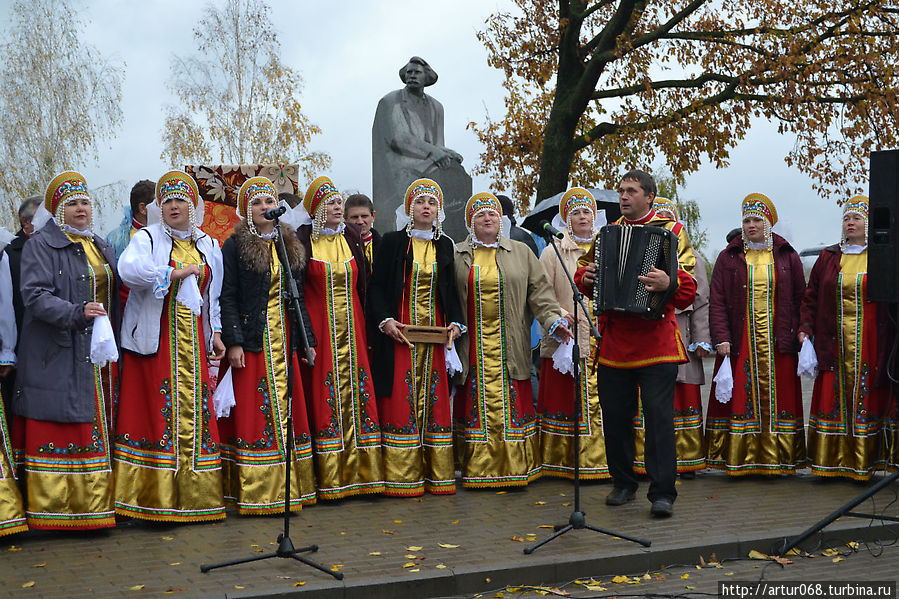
[596, 362, 677, 503]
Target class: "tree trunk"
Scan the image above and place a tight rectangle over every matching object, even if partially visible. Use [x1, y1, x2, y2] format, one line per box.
[536, 112, 578, 201]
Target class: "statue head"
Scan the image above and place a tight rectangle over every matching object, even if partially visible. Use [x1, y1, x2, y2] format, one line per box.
[399, 56, 438, 90]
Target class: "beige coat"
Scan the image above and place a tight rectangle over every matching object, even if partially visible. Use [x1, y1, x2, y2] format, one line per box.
[454, 236, 564, 383]
[675, 253, 711, 385]
[538, 231, 594, 358]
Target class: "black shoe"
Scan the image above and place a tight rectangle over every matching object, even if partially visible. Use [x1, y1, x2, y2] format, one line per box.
[679, 471, 696, 480]
[650, 498, 674, 517]
[605, 488, 636, 506]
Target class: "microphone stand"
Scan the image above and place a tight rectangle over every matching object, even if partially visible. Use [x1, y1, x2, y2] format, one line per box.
[201, 215, 343, 580]
[525, 228, 650, 554]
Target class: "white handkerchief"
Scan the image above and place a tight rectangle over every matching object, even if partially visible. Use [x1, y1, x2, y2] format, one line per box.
[797, 338, 818, 378]
[552, 339, 574, 376]
[90, 314, 118, 366]
[213, 367, 236, 418]
[445, 343, 463, 378]
[176, 274, 203, 315]
[713, 356, 733, 404]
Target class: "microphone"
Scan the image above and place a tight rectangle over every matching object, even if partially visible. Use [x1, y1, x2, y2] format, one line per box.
[540, 220, 564, 240]
[263, 206, 287, 220]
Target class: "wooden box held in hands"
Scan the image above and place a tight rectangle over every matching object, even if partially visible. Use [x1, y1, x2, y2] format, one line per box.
[403, 325, 452, 346]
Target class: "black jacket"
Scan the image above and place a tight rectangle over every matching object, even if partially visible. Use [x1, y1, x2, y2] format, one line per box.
[220, 222, 315, 352]
[367, 230, 464, 397]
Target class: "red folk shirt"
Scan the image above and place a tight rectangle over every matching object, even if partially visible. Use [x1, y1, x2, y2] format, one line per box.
[575, 209, 697, 369]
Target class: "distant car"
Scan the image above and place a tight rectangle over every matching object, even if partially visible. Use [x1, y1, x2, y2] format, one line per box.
[799, 244, 830, 280]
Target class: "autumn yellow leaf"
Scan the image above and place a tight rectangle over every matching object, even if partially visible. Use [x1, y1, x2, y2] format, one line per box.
[773, 556, 793, 565]
[294, 581, 306, 587]
[32, 563, 46, 568]
[494, 593, 504, 599]
[161, 536, 174, 541]
[234, 586, 244, 590]
[821, 548, 840, 556]
[680, 573, 690, 579]
[169, 562, 181, 566]
[510, 536, 525, 542]
[369, 552, 381, 556]
[725, 572, 735, 576]
[535, 501, 547, 505]
[612, 575, 629, 583]
[8, 546, 22, 552]
[129, 585, 145, 591]
[585, 584, 607, 591]
[626, 578, 641, 584]
[847, 541, 859, 550]
[538, 524, 554, 528]
[393, 520, 403, 524]
[402, 562, 417, 568]
[406, 545, 423, 551]
[436, 564, 447, 569]
[748, 549, 769, 560]
[685, 585, 696, 590]
[643, 573, 651, 579]
[561, 502, 572, 507]
[833, 556, 844, 563]
[438, 543, 459, 548]
[450, 520, 459, 524]
[496, 491, 507, 495]
[409, 568, 421, 572]
[330, 564, 343, 571]
[405, 554, 417, 559]
[382, 530, 396, 535]
[22, 581, 35, 588]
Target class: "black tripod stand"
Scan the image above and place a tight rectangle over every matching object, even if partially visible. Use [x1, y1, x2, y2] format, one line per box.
[525, 225, 651, 554]
[776, 303, 899, 556]
[201, 216, 343, 580]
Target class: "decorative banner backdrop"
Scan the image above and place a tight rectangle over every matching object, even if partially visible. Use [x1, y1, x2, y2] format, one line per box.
[185, 164, 301, 244]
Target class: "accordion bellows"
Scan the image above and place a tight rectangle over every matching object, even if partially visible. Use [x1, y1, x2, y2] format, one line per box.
[593, 224, 678, 319]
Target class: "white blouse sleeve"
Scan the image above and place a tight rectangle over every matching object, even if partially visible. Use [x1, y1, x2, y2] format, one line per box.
[118, 229, 173, 298]
[0, 253, 17, 365]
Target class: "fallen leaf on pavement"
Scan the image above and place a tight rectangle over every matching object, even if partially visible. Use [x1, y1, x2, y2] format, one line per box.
[129, 585, 145, 591]
[612, 575, 629, 583]
[510, 536, 524, 542]
[234, 586, 245, 590]
[406, 546, 423, 551]
[169, 562, 181, 566]
[451, 520, 459, 524]
[748, 549, 769, 560]
[409, 568, 420, 572]
[438, 543, 459, 548]
[773, 556, 793, 565]
[833, 557, 844, 563]
[369, 552, 381, 556]
[22, 581, 35, 588]
[8, 546, 22, 552]
[538, 525, 554, 529]
[436, 564, 447, 569]
[32, 563, 46, 568]
[330, 564, 343, 571]
[561, 502, 572, 507]
[496, 491, 507, 495]
[402, 562, 417, 568]
[534, 501, 546, 505]
[680, 573, 690, 579]
[161, 536, 174, 541]
[294, 582, 306, 587]
[382, 530, 395, 535]
[393, 519, 403, 524]
[643, 573, 651, 580]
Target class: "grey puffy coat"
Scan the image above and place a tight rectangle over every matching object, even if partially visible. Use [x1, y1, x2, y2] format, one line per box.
[14, 221, 119, 422]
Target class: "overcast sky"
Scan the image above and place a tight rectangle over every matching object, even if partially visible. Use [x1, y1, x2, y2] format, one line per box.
[1, 0, 848, 256]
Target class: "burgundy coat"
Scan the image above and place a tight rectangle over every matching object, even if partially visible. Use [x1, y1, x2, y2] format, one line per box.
[709, 233, 805, 358]
[799, 244, 894, 387]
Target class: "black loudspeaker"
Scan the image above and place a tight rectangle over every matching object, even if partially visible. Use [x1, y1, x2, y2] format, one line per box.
[868, 149, 899, 303]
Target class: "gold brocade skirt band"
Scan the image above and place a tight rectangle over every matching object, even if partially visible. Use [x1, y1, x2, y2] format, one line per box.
[635, 383, 706, 473]
[0, 395, 26, 537]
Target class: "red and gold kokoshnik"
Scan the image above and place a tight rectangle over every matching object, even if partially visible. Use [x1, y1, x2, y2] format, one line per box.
[559, 187, 596, 222]
[237, 176, 278, 219]
[156, 170, 200, 207]
[404, 178, 444, 214]
[45, 171, 90, 215]
[741, 192, 778, 226]
[304, 176, 342, 216]
[465, 192, 502, 229]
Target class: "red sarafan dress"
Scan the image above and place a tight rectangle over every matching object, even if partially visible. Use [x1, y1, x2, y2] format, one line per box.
[302, 232, 384, 499]
[115, 237, 225, 522]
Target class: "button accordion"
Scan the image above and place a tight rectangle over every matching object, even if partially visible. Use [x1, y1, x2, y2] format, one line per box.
[592, 224, 679, 319]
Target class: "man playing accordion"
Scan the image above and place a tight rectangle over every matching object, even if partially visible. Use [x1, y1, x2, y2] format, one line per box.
[574, 169, 696, 518]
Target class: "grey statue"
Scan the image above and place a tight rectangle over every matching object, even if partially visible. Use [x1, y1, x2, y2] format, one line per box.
[372, 56, 472, 240]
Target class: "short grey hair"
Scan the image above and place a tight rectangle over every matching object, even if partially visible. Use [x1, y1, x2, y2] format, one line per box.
[18, 195, 41, 221]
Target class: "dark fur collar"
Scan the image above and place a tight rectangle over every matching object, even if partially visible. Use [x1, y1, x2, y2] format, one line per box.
[234, 220, 306, 273]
